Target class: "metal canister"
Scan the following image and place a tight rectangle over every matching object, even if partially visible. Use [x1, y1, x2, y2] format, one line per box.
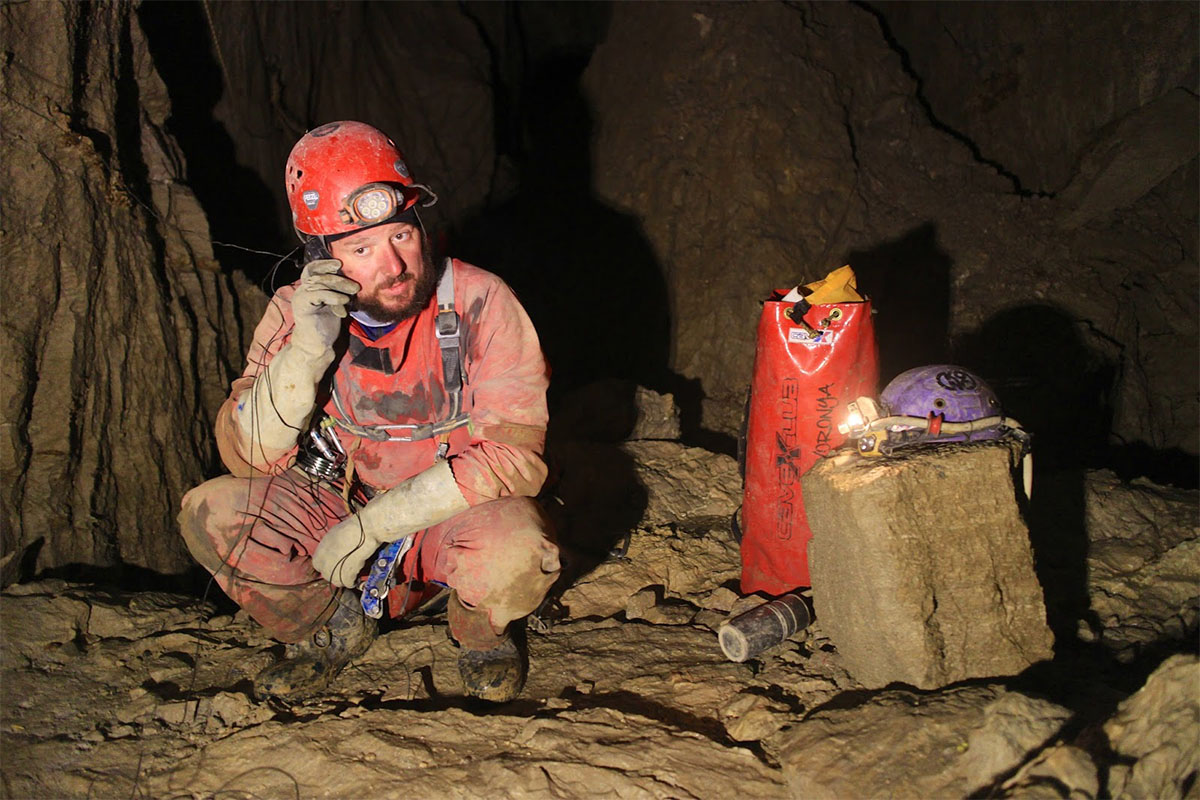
[718, 592, 812, 662]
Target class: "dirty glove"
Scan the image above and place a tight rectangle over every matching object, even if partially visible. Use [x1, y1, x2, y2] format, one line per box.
[313, 460, 470, 588]
[287, 259, 360, 358]
[237, 259, 360, 453]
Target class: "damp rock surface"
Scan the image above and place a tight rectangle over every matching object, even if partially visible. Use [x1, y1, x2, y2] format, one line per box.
[2, 465, 1196, 800]
[771, 685, 1074, 799]
[1083, 472, 1200, 658]
[3, 560, 1194, 799]
[1, 0, 265, 577]
[1104, 654, 1200, 800]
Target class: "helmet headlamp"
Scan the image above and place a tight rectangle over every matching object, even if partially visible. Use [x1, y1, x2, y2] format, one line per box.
[838, 396, 880, 437]
[340, 182, 405, 226]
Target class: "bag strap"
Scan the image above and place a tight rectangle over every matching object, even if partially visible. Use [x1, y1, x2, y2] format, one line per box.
[327, 258, 470, 446]
[435, 258, 464, 419]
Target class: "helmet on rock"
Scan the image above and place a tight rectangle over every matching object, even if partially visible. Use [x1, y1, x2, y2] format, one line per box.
[285, 120, 437, 238]
[839, 365, 1026, 456]
[837, 364, 1032, 497]
[880, 365, 1001, 436]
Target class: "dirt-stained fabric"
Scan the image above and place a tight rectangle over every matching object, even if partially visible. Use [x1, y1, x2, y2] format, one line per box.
[182, 259, 558, 641]
[215, 259, 550, 506]
[180, 471, 559, 642]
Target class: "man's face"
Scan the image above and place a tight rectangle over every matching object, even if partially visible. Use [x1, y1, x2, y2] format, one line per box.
[329, 220, 438, 323]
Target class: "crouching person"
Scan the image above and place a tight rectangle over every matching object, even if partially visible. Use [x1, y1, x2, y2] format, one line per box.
[178, 121, 559, 702]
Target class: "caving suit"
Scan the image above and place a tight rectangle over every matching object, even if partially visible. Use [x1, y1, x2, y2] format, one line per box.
[178, 259, 560, 642]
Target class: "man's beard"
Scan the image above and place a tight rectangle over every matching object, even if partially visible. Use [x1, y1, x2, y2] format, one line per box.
[353, 242, 443, 324]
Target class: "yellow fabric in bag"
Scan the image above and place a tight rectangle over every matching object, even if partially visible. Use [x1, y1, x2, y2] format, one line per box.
[802, 264, 864, 304]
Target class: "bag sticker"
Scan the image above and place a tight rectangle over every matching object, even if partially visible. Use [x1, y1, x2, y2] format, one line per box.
[788, 328, 836, 346]
[303, 190, 320, 209]
[936, 368, 978, 392]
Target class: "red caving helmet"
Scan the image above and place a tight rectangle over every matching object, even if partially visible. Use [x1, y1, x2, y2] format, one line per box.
[285, 120, 438, 238]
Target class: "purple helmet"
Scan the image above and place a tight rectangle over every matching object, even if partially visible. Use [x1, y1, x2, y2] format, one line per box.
[878, 365, 1004, 447]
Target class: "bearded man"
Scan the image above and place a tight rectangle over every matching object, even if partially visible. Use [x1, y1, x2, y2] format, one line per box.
[178, 121, 559, 702]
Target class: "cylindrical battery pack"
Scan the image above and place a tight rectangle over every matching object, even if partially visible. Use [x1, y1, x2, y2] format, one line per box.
[718, 593, 812, 662]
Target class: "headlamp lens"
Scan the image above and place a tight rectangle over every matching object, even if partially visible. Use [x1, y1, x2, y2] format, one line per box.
[353, 188, 394, 221]
[842, 405, 864, 433]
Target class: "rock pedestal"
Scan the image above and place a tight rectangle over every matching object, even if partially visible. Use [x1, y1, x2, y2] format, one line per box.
[803, 441, 1053, 689]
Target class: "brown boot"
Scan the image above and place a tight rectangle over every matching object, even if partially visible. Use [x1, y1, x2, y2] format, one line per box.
[448, 591, 526, 702]
[253, 591, 377, 700]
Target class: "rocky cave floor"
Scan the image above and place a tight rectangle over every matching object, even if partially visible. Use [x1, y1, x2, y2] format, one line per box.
[2, 427, 1197, 799]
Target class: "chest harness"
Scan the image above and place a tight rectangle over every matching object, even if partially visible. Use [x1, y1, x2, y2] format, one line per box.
[296, 259, 469, 479]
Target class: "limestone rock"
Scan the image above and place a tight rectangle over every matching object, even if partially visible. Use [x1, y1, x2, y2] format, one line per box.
[0, 591, 91, 665]
[771, 685, 1073, 799]
[996, 744, 1100, 799]
[961, 692, 1074, 787]
[630, 387, 684, 441]
[720, 692, 790, 742]
[3, 589, 795, 799]
[881, 3, 1196, 195]
[551, 380, 683, 442]
[804, 441, 1054, 689]
[585, 2, 863, 407]
[132, 704, 783, 799]
[1057, 88, 1200, 229]
[203, 3, 499, 245]
[623, 441, 741, 528]
[549, 439, 740, 560]
[1, 1, 262, 575]
[1104, 654, 1200, 800]
[86, 591, 215, 640]
[558, 525, 740, 620]
[1083, 472, 1200, 657]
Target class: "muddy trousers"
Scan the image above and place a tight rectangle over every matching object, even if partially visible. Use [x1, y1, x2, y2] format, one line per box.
[178, 470, 560, 644]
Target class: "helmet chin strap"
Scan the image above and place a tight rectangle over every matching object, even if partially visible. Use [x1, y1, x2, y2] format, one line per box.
[349, 307, 396, 327]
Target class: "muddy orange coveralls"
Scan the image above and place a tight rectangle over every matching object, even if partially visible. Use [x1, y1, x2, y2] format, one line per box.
[179, 259, 560, 642]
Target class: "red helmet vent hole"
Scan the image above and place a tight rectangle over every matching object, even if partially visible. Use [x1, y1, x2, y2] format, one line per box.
[296, 169, 303, 178]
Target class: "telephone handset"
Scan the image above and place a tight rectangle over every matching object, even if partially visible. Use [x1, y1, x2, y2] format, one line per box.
[302, 237, 357, 314]
[303, 237, 333, 265]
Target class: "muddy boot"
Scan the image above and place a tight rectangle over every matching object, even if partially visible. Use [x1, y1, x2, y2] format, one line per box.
[448, 591, 526, 702]
[253, 591, 377, 701]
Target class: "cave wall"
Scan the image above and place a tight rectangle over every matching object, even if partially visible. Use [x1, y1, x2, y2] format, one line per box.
[154, 1, 608, 268]
[881, 2, 1198, 195]
[1, 1, 1195, 579]
[198, 1, 498, 251]
[181, 0, 1198, 464]
[583, 1, 1198, 464]
[0, 1, 262, 577]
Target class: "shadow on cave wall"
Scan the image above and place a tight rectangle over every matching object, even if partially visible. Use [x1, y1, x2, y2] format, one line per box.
[955, 304, 1117, 474]
[452, 51, 671, 560]
[848, 222, 952, 387]
[954, 304, 1117, 646]
[453, 53, 673, 407]
[138, 0, 288, 282]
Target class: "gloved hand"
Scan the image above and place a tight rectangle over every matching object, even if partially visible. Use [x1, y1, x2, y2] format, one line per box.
[313, 460, 470, 588]
[288, 259, 360, 358]
[236, 258, 360, 454]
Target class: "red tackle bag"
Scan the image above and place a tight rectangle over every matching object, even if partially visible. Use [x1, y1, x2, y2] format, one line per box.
[740, 266, 878, 595]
